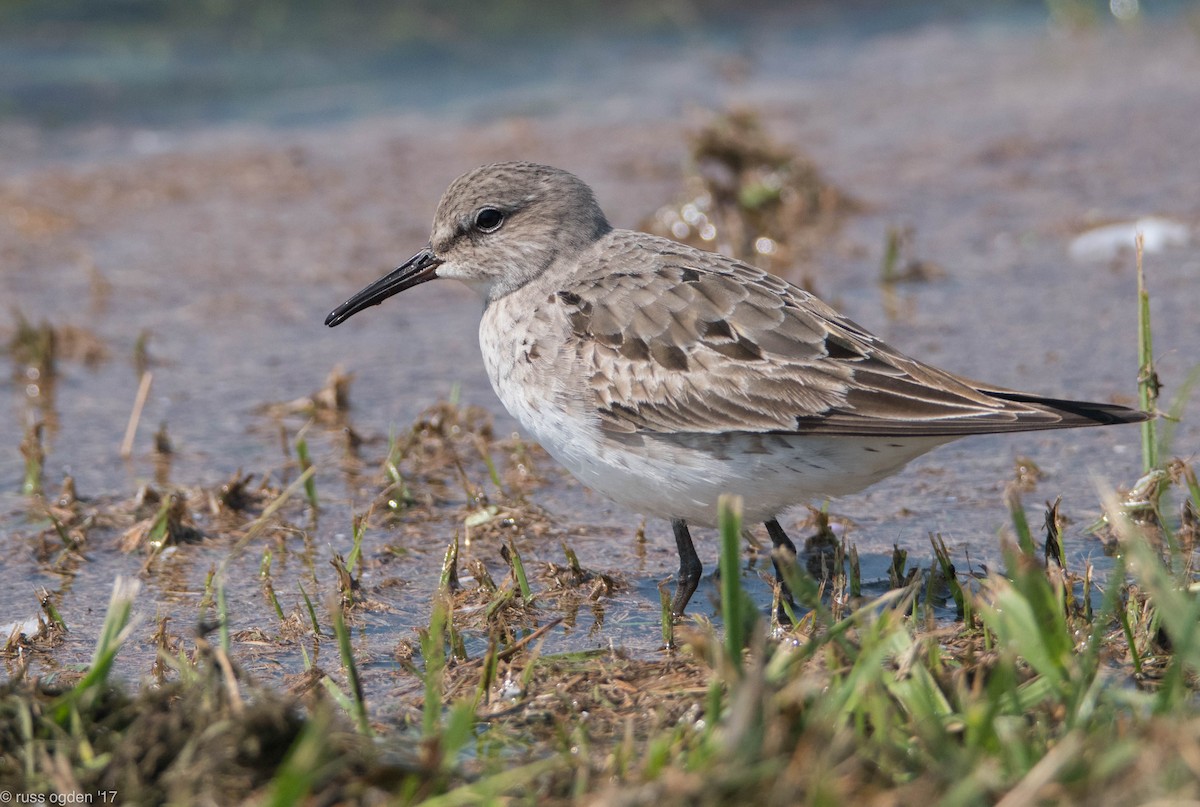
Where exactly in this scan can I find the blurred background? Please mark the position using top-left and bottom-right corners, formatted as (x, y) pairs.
(2, 0), (1197, 673)
(1, 0), (1190, 132)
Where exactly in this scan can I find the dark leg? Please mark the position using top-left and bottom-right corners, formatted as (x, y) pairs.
(671, 519), (703, 618)
(765, 518), (798, 617)
(765, 518), (797, 558)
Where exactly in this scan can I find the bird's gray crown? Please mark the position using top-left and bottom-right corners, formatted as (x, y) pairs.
(428, 162), (613, 302)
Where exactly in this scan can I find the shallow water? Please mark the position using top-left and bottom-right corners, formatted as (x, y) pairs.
(2, 7), (1197, 707)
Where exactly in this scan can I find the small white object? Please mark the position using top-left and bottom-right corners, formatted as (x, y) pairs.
(497, 673), (524, 701)
(1110, 0), (1139, 20)
(1, 617), (43, 637)
(1068, 217), (1190, 263)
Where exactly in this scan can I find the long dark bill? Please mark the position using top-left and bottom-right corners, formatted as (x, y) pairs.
(325, 248), (442, 327)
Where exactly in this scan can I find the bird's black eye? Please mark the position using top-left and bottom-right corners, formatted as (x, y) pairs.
(474, 207), (504, 233)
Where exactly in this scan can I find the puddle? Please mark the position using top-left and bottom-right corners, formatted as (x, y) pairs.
(2, 6), (1198, 712)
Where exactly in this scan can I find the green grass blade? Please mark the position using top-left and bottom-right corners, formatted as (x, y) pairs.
(717, 494), (749, 671)
(331, 600), (371, 736)
(260, 709), (330, 807)
(504, 538), (532, 603)
(295, 432), (318, 511)
(1135, 234), (1159, 472)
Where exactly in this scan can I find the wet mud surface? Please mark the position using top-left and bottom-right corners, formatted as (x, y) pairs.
(2, 14), (1198, 708)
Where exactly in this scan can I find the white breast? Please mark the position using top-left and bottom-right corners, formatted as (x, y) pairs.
(478, 298), (946, 527)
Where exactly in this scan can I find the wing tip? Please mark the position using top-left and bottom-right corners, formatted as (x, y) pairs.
(986, 391), (1152, 427)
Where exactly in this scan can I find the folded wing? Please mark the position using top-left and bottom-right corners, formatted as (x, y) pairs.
(554, 238), (1147, 437)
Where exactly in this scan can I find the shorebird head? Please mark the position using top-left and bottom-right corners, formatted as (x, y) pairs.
(325, 161), (611, 326)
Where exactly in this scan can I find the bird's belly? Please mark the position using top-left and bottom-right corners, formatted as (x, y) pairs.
(479, 306), (947, 528)
(491, 376), (945, 526)
(559, 431), (949, 527)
